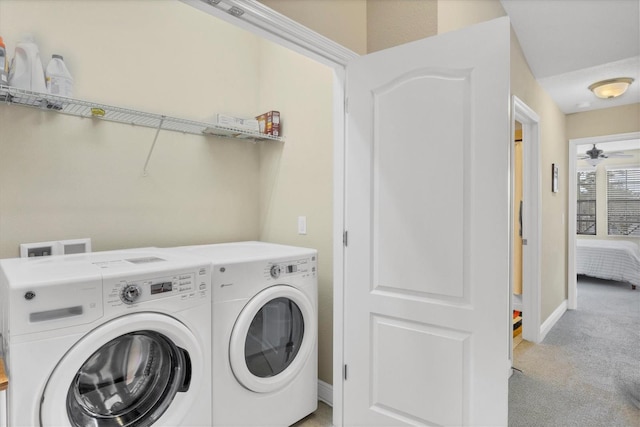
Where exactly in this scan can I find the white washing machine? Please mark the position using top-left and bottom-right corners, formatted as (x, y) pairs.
(177, 241), (318, 426)
(0, 249), (212, 427)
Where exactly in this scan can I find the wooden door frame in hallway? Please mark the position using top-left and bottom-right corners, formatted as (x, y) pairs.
(510, 96), (542, 353)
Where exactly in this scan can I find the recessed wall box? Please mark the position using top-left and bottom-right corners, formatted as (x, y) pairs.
(19, 238), (92, 258)
(20, 241), (56, 258)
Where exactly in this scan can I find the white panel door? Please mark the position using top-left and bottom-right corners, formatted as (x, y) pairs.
(344, 17), (511, 426)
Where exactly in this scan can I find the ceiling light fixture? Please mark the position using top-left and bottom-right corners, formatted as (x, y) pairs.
(588, 77), (634, 99)
(585, 157), (602, 167)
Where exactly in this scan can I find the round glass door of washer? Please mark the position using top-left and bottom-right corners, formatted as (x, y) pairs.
(229, 285), (316, 393)
(66, 331), (189, 427)
(40, 313), (202, 427)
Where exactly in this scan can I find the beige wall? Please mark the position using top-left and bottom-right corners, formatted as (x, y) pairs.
(567, 103), (640, 139)
(256, 40), (335, 384)
(577, 149), (640, 243)
(0, 0), (263, 258)
(1, 0), (337, 385)
(437, 0), (506, 34)
(367, 0), (437, 52)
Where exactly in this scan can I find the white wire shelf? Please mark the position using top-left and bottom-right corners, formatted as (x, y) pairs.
(0, 85), (283, 142)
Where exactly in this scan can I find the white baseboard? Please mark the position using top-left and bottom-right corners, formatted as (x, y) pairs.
(539, 299), (567, 342)
(318, 380), (333, 407)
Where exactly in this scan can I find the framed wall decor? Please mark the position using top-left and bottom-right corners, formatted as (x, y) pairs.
(552, 163), (559, 193)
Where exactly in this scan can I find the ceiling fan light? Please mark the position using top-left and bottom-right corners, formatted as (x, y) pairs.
(588, 77), (634, 99)
(586, 157), (602, 167)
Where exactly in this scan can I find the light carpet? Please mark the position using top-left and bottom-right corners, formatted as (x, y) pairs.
(509, 276), (640, 427)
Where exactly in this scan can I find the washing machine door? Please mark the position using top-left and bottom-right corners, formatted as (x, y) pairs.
(229, 285), (316, 393)
(40, 313), (204, 427)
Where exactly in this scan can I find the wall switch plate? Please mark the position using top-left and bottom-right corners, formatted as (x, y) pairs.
(20, 238), (92, 258)
(298, 216), (307, 235)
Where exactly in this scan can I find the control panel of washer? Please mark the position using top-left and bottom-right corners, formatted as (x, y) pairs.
(106, 272), (204, 306)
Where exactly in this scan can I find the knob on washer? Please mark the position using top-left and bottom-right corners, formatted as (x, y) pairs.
(121, 284), (141, 304)
(270, 265), (281, 279)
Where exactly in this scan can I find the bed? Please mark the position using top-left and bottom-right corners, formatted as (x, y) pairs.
(576, 239), (640, 289)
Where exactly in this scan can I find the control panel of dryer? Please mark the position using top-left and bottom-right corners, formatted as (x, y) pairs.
(266, 257), (315, 280)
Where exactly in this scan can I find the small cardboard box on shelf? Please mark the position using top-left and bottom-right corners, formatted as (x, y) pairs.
(256, 111), (280, 137)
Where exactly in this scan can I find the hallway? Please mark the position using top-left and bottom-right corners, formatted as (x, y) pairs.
(509, 277), (640, 426)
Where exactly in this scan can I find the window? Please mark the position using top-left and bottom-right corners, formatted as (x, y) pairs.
(607, 168), (640, 236)
(577, 170), (596, 235)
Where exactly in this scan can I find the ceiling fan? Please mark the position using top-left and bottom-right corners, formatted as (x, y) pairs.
(578, 144), (632, 166)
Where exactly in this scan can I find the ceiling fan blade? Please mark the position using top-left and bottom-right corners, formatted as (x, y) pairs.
(606, 153), (633, 158)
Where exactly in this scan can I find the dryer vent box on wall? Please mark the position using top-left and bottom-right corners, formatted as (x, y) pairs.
(20, 238), (92, 258)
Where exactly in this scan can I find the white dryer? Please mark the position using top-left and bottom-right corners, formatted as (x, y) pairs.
(177, 241), (318, 426)
(0, 249), (212, 427)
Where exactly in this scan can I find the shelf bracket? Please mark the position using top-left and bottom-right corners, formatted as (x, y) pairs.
(142, 115), (165, 177)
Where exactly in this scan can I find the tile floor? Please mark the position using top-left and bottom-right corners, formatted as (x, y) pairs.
(292, 401), (332, 427)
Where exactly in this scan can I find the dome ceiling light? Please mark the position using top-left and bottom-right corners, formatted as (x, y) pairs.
(588, 77), (634, 99)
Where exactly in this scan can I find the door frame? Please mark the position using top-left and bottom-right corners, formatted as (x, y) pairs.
(567, 131), (640, 309)
(179, 1), (355, 425)
(511, 96), (542, 345)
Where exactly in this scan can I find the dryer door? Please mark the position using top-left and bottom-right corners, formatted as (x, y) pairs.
(229, 285), (316, 393)
(41, 313), (204, 427)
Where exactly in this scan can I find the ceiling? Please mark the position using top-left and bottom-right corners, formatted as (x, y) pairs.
(500, 0), (640, 114)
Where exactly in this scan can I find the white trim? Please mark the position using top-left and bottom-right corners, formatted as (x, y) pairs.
(567, 132), (640, 310)
(510, 96), (542, 352)
(539, 299), (567, 341)
(332, 66), (346, 426)
(317, 380), (333, 407)
(180, 0), (357, 68)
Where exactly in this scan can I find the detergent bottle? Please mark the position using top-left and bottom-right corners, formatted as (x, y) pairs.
(8, 34), (47, 93)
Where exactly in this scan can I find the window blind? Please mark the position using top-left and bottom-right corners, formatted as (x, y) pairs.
(577, 170), (596, 235)
(607, 168), (640, 236)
